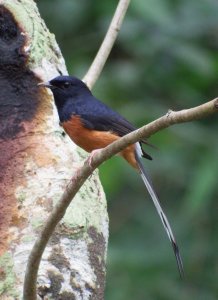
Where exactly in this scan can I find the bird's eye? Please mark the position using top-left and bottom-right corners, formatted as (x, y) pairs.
(63, 82), (70, 88)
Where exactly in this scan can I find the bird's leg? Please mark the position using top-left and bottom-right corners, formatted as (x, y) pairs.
(87, 149), (103, 167)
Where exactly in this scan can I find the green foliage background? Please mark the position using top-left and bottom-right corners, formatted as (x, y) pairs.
(38, 1), (218, 299)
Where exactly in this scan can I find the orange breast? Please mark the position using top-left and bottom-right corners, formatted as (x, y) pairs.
(62, 115), (138, 169)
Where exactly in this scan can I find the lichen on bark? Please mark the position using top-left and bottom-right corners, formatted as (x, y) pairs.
(0, 1), (108, 299)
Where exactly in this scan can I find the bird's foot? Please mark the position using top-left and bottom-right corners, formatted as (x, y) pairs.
(87, 149), (102, 167)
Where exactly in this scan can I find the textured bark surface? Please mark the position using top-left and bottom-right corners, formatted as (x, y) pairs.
(0, 1), (108, 299)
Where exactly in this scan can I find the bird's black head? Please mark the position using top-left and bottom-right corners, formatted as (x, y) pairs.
(38, 75), (92, 122)
(40, 75), (91, 106)
(50, 75), (90, 97)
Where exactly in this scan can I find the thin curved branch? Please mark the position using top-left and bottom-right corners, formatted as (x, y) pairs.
(82, 0), (131, 89)
(23, 98), (218, 299)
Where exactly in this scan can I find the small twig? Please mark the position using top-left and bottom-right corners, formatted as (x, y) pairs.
(82, 0), (131, 89)
(23, 98), (218, 299)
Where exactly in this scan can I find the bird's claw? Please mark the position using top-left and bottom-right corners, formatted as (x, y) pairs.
(87, 149), (102, 167)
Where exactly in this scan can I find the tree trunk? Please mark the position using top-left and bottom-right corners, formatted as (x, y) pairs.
(0, 1), (108, 299)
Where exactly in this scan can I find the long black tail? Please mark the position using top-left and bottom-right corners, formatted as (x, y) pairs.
(135, 145), (184, 277)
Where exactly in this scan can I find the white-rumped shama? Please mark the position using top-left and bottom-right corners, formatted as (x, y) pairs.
(39, 76), (184, 276)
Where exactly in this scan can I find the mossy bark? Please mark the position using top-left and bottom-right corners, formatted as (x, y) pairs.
(0, 1), (108, 299)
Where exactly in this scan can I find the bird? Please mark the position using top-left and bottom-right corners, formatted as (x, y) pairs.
(38, 75), (184, 276)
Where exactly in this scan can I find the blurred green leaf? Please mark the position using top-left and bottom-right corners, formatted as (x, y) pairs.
(184, 151), (217, 215)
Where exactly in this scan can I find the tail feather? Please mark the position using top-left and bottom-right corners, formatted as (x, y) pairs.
(135, 145), (184, 277)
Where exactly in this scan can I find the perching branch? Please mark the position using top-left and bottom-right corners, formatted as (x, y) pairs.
(23, 97), (218, 299)
(82, 0), (131, 89)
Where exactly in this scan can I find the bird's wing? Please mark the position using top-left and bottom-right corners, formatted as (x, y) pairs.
(79, 113), (135, 136)
(78, 113), (153, 160)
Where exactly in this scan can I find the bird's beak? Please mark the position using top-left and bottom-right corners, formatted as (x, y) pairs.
(37, 81), (53, 88)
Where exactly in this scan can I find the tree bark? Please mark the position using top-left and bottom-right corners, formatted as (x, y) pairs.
(0, 1), (108, 299)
